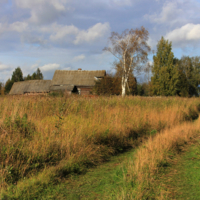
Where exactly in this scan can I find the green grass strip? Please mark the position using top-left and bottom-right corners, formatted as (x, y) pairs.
(171, 142), (200, 199)
(158, 141), (200, 200)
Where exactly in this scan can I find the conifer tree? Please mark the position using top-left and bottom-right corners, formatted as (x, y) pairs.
(36, 68), (43, 80)
(5, 67), (24, 93)
(151, 37), (180, 96)
(4, 78), (13, 94)
(179, 56), (199, 96)
(24, 68), (43, 81)
(11, 67), (24, 82)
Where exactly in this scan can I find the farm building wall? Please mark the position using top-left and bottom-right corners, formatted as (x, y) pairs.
(77, 87), (92, 95)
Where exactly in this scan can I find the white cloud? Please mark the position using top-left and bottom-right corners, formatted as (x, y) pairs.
(30, 64), (40, 70)
(99, 0), (132, 6)
(0, 22), (28, 36)
(110, 0), (132, 6)
(0, 70), (13, 83)
(49, 22), (110, 45)
(147, 37), (155, 48)
(10, 22), (29, 32)
(72, 54), (85, 62)
(40, 63), (60, 72)
(165, 23), (200, 47)
(15, 0), (71, 24)
(74, 22), (110, 45)
(0, 20), (110, 47)
(21, 34), (47, 46)
(0, 63), (10, 71)
(0, 23), (7, 35)
(145, 1), (183, 25)
(15, 0), (66, 10)
(145, 0), (200, 29)
(49, 24), (79, 41)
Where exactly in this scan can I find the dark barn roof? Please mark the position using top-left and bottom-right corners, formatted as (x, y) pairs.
(9, 80), (51, 95)
(51, 70), (106, 87)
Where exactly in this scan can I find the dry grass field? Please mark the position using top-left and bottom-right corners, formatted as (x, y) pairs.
(0, 95), (200, 199)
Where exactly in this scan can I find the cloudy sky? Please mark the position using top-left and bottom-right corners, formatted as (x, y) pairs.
(0, 0), (200, 82)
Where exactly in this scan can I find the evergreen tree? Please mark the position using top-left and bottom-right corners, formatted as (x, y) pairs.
(4, 78), (13, 94)
(151, 37), (180, 96)
(24, 68), (43, 81)
(11, 67), (24, 82)
(137, 83), (150, 96)
(24, 74), (32, 80)
(4, 67), (24, 93)
(178, 56), (199, 96)
(31, 72), (37, 80)
(0, 82), (4, 95)
(191, 56), (200, 85)
(36, 68), (43, 80)
(177, 68), (189, 97)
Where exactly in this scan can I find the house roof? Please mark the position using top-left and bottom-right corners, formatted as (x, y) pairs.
(9, 80), (52, 95)
(51, 70), (106, 87)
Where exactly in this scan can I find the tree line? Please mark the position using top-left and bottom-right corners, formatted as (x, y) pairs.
(95, 32), (200, 97)
(0, 67), (43, 94)
(1, 26), (200, 97)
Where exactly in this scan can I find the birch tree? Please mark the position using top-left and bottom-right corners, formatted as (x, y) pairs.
(104, 27), (151, 97)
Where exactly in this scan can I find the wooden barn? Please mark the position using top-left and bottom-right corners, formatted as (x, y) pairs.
(50, 69), (106, 95)
(9, 80), (51, 95)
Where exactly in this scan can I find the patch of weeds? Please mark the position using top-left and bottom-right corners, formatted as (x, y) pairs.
(53, 102), (66, 134)
(3, 113), (36, 139)
(2, 148), (30, 184)
(1, 181), (53, 200)
(181, 111), (190, 121)
(48, 91), (64, 97)
(45, 141), (64, 163)
(158, 120), (166, 131)
(149, 129), (157, 136)
(180, 105), (199, 122)
(56, 162), (87, 178)
(4, 165), (21, 185)
(188, 106), (199, 120)
(157, 159), (171, 168)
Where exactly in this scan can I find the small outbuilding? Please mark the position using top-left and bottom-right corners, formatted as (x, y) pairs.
(9, 80), (51, 95)
(50, 69), (106, 95)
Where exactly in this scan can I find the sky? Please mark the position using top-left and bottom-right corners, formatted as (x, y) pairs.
(0, 0), (200, 83)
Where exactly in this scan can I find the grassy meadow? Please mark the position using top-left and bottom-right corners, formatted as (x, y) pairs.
(0, 95), (200, 199)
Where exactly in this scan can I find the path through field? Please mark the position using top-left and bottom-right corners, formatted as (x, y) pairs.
(160, 140), (200, 200)
(32, 148), (135, 200)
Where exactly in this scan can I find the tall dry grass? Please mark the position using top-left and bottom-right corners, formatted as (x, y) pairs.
(0, 95), (200, 198)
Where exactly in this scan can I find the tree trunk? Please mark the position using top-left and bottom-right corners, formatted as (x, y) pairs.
(122, 76), (126, 97)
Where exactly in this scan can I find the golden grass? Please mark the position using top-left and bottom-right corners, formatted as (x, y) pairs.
(0, 95), (200, 198)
